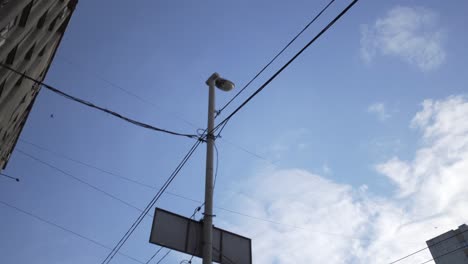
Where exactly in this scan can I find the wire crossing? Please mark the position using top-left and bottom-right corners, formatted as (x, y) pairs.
(100, 139), (203, 264)
(0, 62), (198, 139)
(79, 2), (360, 262)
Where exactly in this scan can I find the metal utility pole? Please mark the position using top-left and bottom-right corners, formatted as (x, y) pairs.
(202, 73), (235, 264)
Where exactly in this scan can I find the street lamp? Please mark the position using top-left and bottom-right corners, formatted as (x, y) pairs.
(203, 73), (235, 264)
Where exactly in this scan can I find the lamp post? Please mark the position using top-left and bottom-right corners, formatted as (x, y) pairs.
(203, 73), (235, 264)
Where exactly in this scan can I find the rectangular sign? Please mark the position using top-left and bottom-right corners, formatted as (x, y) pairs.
(149, 208), (252, 264)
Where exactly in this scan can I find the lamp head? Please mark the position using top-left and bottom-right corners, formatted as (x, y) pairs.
(215, 78), (235, 92)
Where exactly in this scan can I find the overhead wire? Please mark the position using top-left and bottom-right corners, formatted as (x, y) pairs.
(145, 247), (163, 264)
(18, 138), (368, 241)
(17, 139), (275, 230)
(100, 139), (203, 264)
(155, 250), (171, 264)
(216, 0), (337, 116)
(0, 199), (146, 264)
(388, 228), (468, 264)
(213, 0), (359, 134)
(14, 140), (206, 264)
(19, 139), (156, 189)
(418, 243), (468, 264)
(0, 172), (20, 182)
(57, 55), (200, 129)
(16, 148), (150, 215)
(11, 2), (358, 262)
(0, 62), (198, 140)
(220, 137), (275, 164)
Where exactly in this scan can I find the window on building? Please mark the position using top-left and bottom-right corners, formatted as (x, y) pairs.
(0, 80), (5, 98)
(59, 6), (68, 19)
(14, 72), (25, 87)
(19, 1), (33, 27)
(24, 43), (35, 60)
(37, 11), (47, 29)
(0, 17), (17, 48)
(48, 16), (58, 31)
(39, 69), (46, 79)
(6, 45), (17, 64)
(0, 0), (11, 8)
(38, 45), (46, 57)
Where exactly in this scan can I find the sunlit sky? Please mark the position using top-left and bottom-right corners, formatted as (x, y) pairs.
(2, 0), (468, 263)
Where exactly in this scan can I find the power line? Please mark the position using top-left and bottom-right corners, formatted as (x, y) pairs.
(57, 56), (200, 129)
(0, 62), (198, 140)
(0, 172), (20, 182)
(19, 139), (156, 189)
(16, 148), (150, 215)
(216, 0), (337, 116)
(19, 138), (270, 208)
(101, 139), (203, 264)
(155, 250), (171, 264)
(388, 248), (428, 264)
(0, 199), (146, 264)
(213, 0), (359, 134)
(146, 247), (163, 264)
(19, 138), (365, 241)
(220, 137), (275, 164)
(418, 243), (468, 264)
(13, 143), (201, 264)
(388, 228), (468, 264)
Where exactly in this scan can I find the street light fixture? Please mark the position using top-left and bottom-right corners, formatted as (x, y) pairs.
(203, 72), (235, 264)
(215, 77), (235, 92)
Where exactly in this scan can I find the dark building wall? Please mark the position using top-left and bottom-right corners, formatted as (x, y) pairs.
(0, 0), (78, 170)
(426, 224), (468, 264)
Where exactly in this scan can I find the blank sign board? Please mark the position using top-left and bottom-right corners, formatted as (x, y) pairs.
(149, 208), (252, 264)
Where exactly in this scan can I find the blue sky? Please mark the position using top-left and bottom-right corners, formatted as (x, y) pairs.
(2, 0), (468, 263)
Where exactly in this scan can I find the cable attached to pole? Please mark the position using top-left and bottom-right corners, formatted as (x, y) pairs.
(0, 63), (199, 140)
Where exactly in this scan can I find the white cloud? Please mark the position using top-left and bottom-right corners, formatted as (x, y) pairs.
(224, 95), (468, 263)
(368, 102), (391, 121)
(361, 6), (446, 71)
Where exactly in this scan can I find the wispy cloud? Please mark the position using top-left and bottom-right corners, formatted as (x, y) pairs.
(361, 6), (446, 71)
(225, 95), (468, 263)
(368, 102), (391, 121)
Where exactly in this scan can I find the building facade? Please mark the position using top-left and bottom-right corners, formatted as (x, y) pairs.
(0, 0), (77, 170)
(427, 224), (468, 264)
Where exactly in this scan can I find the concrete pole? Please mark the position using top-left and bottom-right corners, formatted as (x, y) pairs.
(202, 73), (219, 264)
